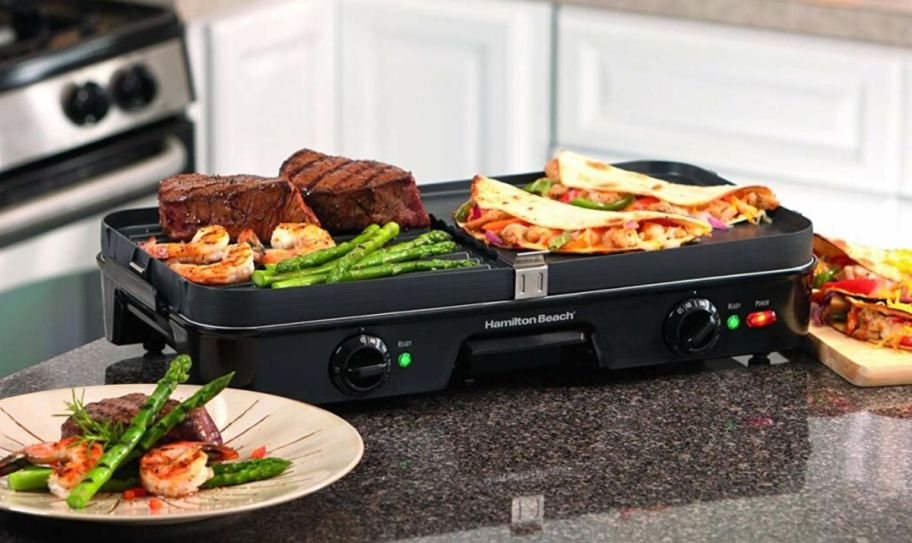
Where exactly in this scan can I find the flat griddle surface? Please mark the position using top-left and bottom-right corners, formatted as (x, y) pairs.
(101, 160), (812, 328)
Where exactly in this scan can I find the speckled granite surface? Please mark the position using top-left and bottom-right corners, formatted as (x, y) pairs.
(3, 340), (912, 541)
(145, 0), (912, 48)
(561, 0), (912, 48)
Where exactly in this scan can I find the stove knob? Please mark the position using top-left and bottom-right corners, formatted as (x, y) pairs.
(330, 334), (391, 395)
(111, 64), (158, 112)
(664, 298), (721, 356)
(62, 82), (110, 126)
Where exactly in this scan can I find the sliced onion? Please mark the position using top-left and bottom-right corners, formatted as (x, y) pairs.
(624, 220), (639, 229)
(811, 303), (824, 326)
(485, 231), (504, 245)
(707, 216), (729, 231)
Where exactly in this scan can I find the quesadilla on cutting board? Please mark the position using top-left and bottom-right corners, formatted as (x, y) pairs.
(812, 234), (912, 351)
(812, 235), (912, 300)
(529, 151), (779, 227)
(455, 175), (712, 254)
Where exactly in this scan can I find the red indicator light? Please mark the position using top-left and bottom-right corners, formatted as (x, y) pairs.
(746, 310), (777, 328)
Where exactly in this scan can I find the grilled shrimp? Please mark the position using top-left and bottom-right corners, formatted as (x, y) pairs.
(0, 438), (104, 498)
(140, 225), (230, 264)
(169, 243), (254, 285)
(140, 441), (238, 498)
(239, 224), (335, 265)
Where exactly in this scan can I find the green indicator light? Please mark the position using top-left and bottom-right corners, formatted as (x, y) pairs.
(726, 315), (741, 330)
(398, 352), (413, 368)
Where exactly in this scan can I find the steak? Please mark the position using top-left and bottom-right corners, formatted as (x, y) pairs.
(158, 174), (319, 241)
(279, 149), (431, 231)
(60, 393), (222, 445)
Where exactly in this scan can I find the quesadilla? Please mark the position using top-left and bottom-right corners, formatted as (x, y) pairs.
(816, 293), (912, 351)
(813, 235), (912, 301)
(455, 175), (712, 254)
(530, 151), (779, 227)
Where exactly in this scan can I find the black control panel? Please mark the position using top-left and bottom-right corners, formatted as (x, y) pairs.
(330, 334), (391, 395)
(664, 298), (721, 356)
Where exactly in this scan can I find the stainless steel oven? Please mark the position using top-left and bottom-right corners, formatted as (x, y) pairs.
(0, 0), (194, 376)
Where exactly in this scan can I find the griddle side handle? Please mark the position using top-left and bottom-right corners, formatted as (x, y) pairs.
(100, 255), (158, 312)
(464, 330), (588, 357)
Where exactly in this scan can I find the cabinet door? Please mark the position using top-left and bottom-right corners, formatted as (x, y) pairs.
(340, 0), (551, 183)
(557, 7), (904, 195)
(207, 0), (336, 176)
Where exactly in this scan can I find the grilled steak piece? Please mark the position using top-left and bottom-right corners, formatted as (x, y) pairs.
(60, 393), (222, 445)
(158, 174), (319, 241)
(279, 149), (431, 231)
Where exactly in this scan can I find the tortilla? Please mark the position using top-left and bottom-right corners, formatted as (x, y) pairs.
(820, 294), (912, 351)
(545, 151), (779, 225)
(814, 234), (912, 284)
(457, 176), (712, 254)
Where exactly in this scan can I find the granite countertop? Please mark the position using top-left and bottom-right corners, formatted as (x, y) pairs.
(2, 340), (912, 541)
(565, 0), (912, 48)
(148, 0), (912, 49)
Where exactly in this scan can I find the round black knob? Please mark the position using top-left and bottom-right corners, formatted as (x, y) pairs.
(664, 298), (721, 356)
(111, 64), (158, 112)
(62, 82), (110, 126)
(330, 334), (391, 395)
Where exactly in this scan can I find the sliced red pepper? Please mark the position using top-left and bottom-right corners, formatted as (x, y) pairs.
(148, 497), (164, 512)
(250, 446), (267, 459)
(901, 336), (912, 348)
(824, 278), (878, 296)
(123, 487), (147, 501)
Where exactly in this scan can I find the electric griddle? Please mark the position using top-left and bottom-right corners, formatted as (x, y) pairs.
(98, 161), (814, 404)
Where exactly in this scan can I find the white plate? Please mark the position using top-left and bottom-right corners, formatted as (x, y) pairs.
(0, 384), (363, 524)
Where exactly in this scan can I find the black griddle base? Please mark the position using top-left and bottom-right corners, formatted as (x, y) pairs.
(100, 161), (814, 404)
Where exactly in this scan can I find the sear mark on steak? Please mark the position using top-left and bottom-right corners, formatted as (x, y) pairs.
(279, 149), (431, 232)
(60, 393), (222, 445)
(158, 174), (319, 242)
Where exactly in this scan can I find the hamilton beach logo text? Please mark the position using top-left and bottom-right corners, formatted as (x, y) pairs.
(484, 311), (576, 330)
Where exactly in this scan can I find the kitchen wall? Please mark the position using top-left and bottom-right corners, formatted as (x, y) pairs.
(152, 0), (910, 245)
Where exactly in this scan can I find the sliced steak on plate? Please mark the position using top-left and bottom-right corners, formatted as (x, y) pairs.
(158, 173), (319, 241)
(279, 149), (431, 231)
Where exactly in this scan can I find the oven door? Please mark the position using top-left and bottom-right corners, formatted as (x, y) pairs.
(0, 117), (193, 377)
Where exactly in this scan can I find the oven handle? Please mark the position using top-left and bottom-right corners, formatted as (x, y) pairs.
(0, 136), (187, 248)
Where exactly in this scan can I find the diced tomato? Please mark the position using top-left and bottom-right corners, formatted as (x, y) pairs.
(627, 196), (660, 211)
(560, 189), (581, 203)
(481, 219), (521, 233)
(250, 446), (267, 459)
(123, 487), (147, 501)
(148, 498), (164, 512)
(824, 278), (878, 296)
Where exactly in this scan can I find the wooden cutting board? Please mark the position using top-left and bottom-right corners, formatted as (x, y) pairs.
(806, 323), (912, 386)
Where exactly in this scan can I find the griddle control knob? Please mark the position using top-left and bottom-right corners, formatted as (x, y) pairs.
(330, 334), (391, 395)
(664, 298), (721, 356)
(62, 82), (110, 126)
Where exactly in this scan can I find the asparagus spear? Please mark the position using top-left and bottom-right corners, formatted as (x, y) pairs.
(210, 457), (290, 475)
(351, 241), (457, 269)
(325, 222), (400, 284)
(65, 355), (191, 509)
(202, 458), (292, 489)
(274, 224), (380, 273)
(273, 259), (478, 289)
(119, 371), (235, 465)
(7, 467), (139, 493)
(366, 230), (451, 257)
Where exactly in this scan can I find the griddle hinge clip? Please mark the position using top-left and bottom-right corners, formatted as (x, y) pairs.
(513, 251), (548, 300)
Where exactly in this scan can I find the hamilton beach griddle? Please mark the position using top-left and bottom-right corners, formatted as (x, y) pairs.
(98, 161), (814, 404)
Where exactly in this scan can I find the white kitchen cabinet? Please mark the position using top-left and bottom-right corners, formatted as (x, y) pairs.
(557, 7), (905, 195)
(340, 0), (551, 183)
(904, 64), (912, 199)
(205, 0), (336, 176)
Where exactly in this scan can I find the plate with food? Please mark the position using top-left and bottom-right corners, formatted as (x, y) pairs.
(0, 356), (363, 523)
